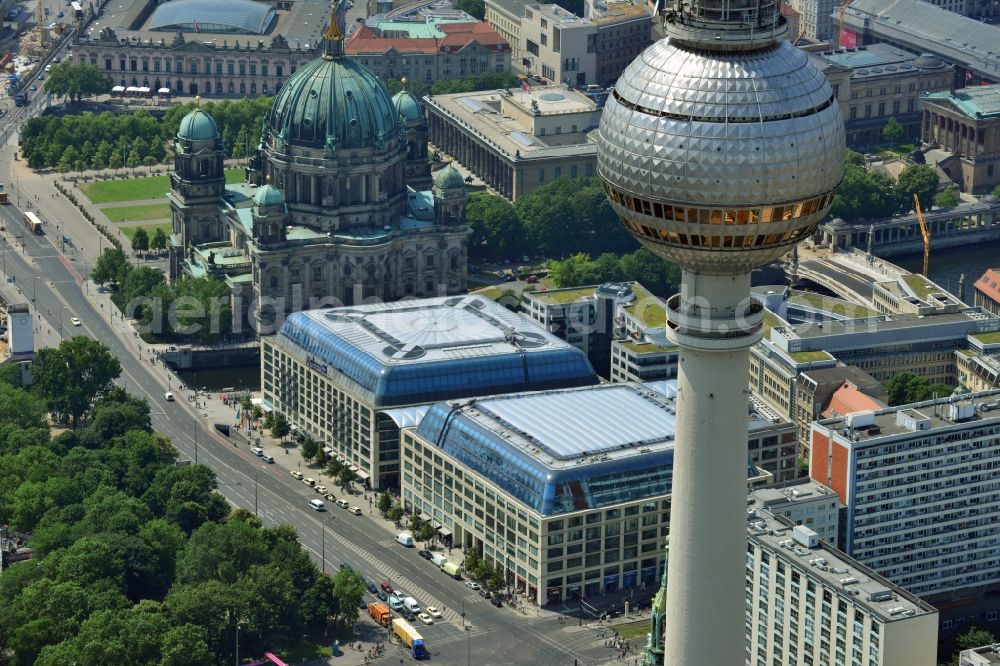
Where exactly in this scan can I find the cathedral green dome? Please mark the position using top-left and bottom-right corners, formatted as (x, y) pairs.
(392, 90), (423, 123)
(178, 107), (219, 141)
(253, 183), (285, 207)
(433, 164), (465, 189)
(267, 52), (399, 150)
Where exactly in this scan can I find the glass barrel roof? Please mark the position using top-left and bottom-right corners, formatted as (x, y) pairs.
(149, 0), (276, 34)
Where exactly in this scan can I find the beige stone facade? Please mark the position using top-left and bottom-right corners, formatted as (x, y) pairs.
(922, 85), (1000, 194)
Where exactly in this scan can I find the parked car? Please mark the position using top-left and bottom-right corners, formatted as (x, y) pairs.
(426, 606), (442, 618)
(401, 609), (416, 621)
(291, 471), (304, 480)
(303, 477), (316, 487)
(479, 589), (492, 599)
(262, 454), (274, 464)
(336, 499), (350, 509)
(70, 317), (81, 326)
(315, 485), (327, 494)
(339, 562), (353, 571)
(465, 581), (481, 591)
(492, 596), (503, 608)
(380, 580), (394, 594)
(349, 506), (362, 515)
(417, 550), (433, 560)
(250, 447), (263, 456)
(163, 392), (175, 401)
(324, 493), (337, 502)
(418, 612), (434, 625)
(377, 590), (388, 602)
(366, 579), (378, 594)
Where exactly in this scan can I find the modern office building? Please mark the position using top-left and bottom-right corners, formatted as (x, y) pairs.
(922, 85), (1000, 194)
(960, 646), (1000, 665)
(807, 45), (952, 149)
(345, 17), (510, 84)
(423, 85), (601, 201)
(747, 396), (801, 484)
(609, 337), (679, 384)
(398, 381), (771, 604)
(595, 0), (845, 657)
(872, 273), (967, 316)
(167, 15), (471, 329)
(810, 390), (1000, 603)
(768, 308), (1000, 384)
(261, 296), (598, 490)
(485, 0), (651, 86)
(973, 268), (1000, 316)
(747, 507), (938, 666)
(749, 479), (840, 545)
(519, 1), (651, 87)
(70, 0), (333, 98)
(521, 281), (652, 377)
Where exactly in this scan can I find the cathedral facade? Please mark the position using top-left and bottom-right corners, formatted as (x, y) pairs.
(168, 19), (469, 334)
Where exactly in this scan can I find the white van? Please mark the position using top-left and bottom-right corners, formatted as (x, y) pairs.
(430, 552), (447, 567)
(335, 499), (350, 509)
(309, 499), (325, 511)
(396, 533), (414, 547)
(403, 597), (421, 613)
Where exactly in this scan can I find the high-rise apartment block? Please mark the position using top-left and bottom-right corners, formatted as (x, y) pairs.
(749, 479), (841, 546)
(747, 508), (938, 666)
(811, 391), (1000, 603)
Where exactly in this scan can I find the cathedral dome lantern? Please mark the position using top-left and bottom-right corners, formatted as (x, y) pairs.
(432, 164), (467, 226)
(177, 105), (220, 143)
(394, 80), (431, 190)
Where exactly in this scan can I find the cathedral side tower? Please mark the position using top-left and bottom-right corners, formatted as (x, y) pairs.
(432, 164), (468, 226)
(393, 84), (432, 191)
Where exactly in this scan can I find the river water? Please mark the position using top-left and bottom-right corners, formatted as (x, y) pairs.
(892, 241), (1000, 305)
(175, 365), (261, 392)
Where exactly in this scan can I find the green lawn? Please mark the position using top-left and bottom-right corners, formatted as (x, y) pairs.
(614, 620), (652, 640)
(902, 274), (938, 300)
(121, 223), (170, 242)
(790, 350), (833, 363)
(100, 203), (171, 222)
(80, 168), (243, 203)
(973, 331), (1000, 344)
(80, 175), (171, 203)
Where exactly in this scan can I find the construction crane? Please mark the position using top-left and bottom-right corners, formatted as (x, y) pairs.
(837, 0), (852, 48)
(913, 192), (931, 277)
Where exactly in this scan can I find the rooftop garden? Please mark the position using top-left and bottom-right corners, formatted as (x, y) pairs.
(902, 274), (938, 301)
(972, 330), (1000, 344)
(789, 291), (878, 318)
(789, 350), (834, 363)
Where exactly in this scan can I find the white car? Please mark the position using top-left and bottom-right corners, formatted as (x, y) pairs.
(262, 454), (274, 464)
(348, 506), (362, 515)
(465, 581), (481, 591)
(70, 317), (81, 326)
(315, 485), (327, 494)
(417, 612), (434, 625)
(163, 392), (175, 401)
(426, 606), (442, 618)
(250, 447), (263, 457)
(291, 470), (304, 480)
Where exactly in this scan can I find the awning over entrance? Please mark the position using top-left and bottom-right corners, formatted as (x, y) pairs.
(381, 405), (431, 429)
(431, 520), (442, 529)
(355, 470), (370, 480)
(349, 465), (359, 472)
(437, 526), (452, 537)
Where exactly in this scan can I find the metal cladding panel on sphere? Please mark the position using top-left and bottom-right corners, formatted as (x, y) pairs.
(596, 38), (845, 274)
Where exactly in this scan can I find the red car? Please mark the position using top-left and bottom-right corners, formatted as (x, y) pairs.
(380, 580), (394, 594)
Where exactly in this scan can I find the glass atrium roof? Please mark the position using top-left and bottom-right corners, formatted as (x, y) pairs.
(415, 383), (679, 516)
(149, 0), (276, 34)
(275, 296), (597, 407)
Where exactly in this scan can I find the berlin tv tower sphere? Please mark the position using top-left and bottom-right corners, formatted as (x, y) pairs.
(596, 3), (845, 275)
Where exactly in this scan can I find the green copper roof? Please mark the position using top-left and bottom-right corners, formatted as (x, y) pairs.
(392, 90), (423, 122)
(253, 183), (286, 206)
(178, 108), (219, 141)
(433, 164), (465, 189)
(925, 84), (1000, 120)
(267, 53), (399, 149)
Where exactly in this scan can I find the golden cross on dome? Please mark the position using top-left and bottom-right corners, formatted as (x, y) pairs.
(323, 0), (346, 56)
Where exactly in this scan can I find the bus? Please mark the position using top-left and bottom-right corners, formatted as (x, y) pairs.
(24, 211), (43, 234)
(0, 188), (8, 204)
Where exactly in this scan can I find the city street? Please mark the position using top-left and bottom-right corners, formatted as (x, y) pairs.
(0, 131), (638, 666)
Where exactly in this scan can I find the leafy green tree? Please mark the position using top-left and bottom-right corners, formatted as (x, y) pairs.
(338, 466), (355, 488)
(108, 150), (123, 170)
(894, 163), (940, 214)
(131, 228), (149, 255)
(271, 411), (290, 441)
(91, 246), (131, 286)
(326, 457), (344, 478)
(934, 187), (961, 208)
(331, 567), (366, 629)
(454, 0), (485, 18)
(409, 513), (424, 535)
(489, 565), (505, 592)
(882, 117), (904, 147)
(992, 184), (1000, 197)
(418, 522), (436, 545)
(830, 163), (899, 221)
(467, 192), (524, 260)
(43, 63), (111, 102)
(884, 372), (953, 405)
(0, 383), (48, 429)
(31, 337), (122, 428)
(300, 436), (319, 462)
(377, 491), (392, 516)
(388, 502), (404, 524)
